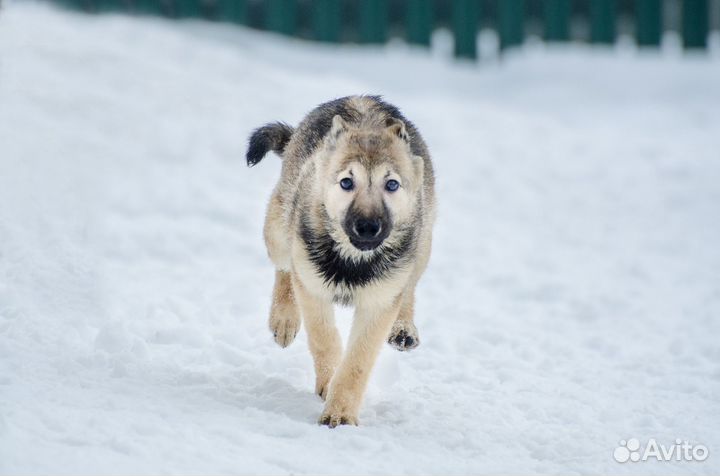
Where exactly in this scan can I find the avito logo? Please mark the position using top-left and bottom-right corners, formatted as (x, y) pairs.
(614, 438), (709, 463)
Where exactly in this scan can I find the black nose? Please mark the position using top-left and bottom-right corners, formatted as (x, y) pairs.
(353, 218), (382, 239)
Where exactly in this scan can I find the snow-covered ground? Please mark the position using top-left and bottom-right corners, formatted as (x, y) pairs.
(1, 2), (719, 474)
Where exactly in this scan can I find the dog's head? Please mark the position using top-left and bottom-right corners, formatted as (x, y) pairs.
(317, 115), (424, 254)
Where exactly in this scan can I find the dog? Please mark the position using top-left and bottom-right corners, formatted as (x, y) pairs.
(246, 95), (436, 427)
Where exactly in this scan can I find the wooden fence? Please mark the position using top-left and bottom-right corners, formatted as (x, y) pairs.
(52, 0), (714, 59)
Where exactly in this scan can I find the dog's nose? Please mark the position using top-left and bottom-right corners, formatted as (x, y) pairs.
(353, 218), (382, 239)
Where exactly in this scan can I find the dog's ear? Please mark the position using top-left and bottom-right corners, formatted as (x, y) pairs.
(330, 114), (348, 140)
(386, 117), (409, 143)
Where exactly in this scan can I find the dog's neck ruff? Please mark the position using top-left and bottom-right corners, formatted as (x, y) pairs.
(299, 215), (414, 291)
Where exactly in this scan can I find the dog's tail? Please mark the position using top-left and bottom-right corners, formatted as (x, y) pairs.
(246, 122), (294, 167)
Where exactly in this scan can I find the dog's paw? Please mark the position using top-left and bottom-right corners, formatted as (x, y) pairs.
(318, 411), (358, 428)
(269, 312), (300, 348)
(388, 321), (420, 351)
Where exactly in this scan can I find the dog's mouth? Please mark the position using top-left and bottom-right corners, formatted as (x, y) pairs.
(348, 235), (386, 251)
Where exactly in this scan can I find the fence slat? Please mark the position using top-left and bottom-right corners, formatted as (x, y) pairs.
(360, 0), (388, 44)
(682, 0), (708, 49)
(93, 0), (118, 13)
(175, 0), (201, 18)
(134, 0), (162, 14)
(453, 0), (479, 59)
(406, 0), (433, 46)
(498, 0), (525, 50)
(79, 0), (96, 12)
(589, 0), (615, 44)
(313, 0), (341, 42)
(216, 0), (247, 24)
(636, 0), (661, 46)
(544, 0), (569, 41)
(266, 0), (296, 35)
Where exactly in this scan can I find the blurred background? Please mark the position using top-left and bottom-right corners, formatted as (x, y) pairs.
(1, 1), (719, 475)
(44, 0), (720, 57)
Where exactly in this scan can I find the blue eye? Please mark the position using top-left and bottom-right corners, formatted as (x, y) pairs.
(340, 178), (354, 190)
(385, 179), (400, 192)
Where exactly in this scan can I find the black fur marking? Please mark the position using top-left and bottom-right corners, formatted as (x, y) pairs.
(249, 96), (429, 173)
(246, 122), (294, 167)
(299, 212), (415, 290)
(296, 98), (361, 160)
(365, 95), (425, 158)
(292, 95), (425, 160)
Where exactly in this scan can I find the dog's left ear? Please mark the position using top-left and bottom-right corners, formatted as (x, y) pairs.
(386, 117), (409, 143)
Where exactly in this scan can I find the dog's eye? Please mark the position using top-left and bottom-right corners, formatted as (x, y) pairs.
(385, 179), (400, 192)
(339, 178), (354, 191)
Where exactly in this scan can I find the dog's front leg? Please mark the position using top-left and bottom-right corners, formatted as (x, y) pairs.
(291, 274), (342, 400)
(319, 297), (401, 427)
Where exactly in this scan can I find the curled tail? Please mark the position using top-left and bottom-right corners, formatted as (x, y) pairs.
(246, 122), (294, 166)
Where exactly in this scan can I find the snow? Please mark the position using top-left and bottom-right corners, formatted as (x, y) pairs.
(1, 2), (720, 474)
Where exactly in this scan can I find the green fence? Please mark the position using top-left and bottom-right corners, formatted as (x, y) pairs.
(54, 0), (713, 60)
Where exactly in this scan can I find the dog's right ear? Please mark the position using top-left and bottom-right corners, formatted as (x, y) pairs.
(329, 115), (348, 140)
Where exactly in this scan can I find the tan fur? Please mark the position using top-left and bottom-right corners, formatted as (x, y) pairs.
(257, 96), (436, 427)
